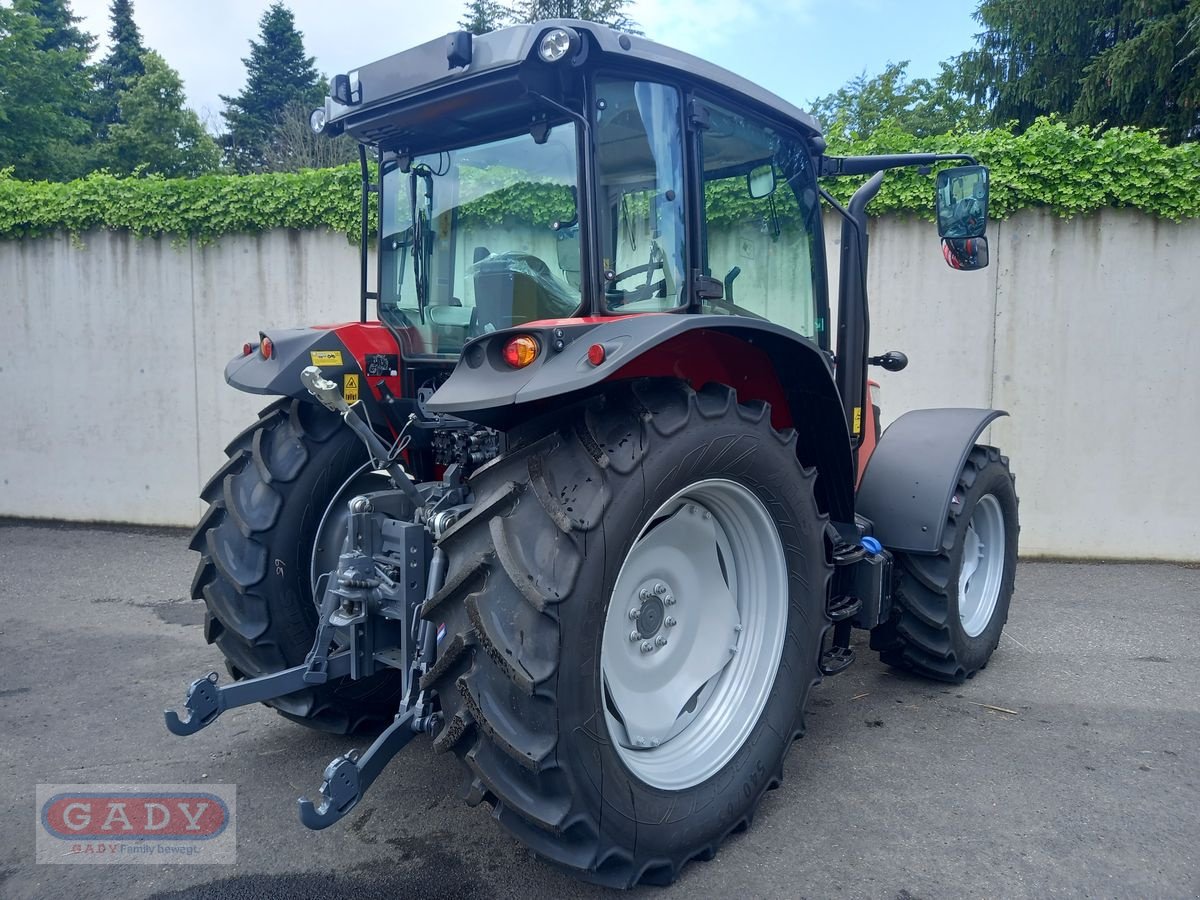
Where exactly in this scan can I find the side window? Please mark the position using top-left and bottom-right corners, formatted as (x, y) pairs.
(593, 78), (687, 311)
(700, 102), (825, 340)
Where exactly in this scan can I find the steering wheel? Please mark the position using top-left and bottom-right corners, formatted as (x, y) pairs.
(608, 241), (677, 307)
(607, 260), (667, 306)
(950, 197), (983, 237)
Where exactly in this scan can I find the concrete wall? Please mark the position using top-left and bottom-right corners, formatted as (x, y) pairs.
(2, 209), (1197, 559)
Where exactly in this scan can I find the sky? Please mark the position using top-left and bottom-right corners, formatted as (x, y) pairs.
(66, 0), (982, 129)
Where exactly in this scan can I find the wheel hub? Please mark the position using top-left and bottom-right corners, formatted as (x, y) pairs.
(634, 591), (667, 640)
(600, 479), (788, 791)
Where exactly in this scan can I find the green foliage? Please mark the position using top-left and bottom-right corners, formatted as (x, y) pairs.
(819, 117), (1200, 221)
(18, 0), (93, 53)
(956, 0), (1200, 144)
(221, 3), (323, 173)
(93, 0), (147, 134)
(811, 61), (986, 141)
(506, 0), (640, 33)
(2, 119), (1198, 243)
(0, 3), (95, 181)
(0, 165), (369, 242)
(100, 51), (220, 178)
(460, 0), (509, 34)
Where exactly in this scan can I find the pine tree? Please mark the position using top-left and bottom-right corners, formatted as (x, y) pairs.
(17, 0), (93, 53)
(102, 50), (220, 177)
(220, 3), (323, 173)
(1, 1), (95, 180)
(460, 0), (509, 34)
(955, 0), (1199, 143)
(506, 0), (640, 33)
(94, 0), (146, 134)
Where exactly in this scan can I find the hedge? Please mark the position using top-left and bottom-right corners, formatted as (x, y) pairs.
(1, 117), (1197, 242)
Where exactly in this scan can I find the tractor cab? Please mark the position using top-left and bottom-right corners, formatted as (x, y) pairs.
(316, 21), (830, 362)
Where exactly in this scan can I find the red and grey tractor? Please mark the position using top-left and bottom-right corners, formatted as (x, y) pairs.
(165, 19), (1018, 887)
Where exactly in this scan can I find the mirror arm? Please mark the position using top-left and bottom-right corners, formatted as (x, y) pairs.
(820, 153), (977, 178)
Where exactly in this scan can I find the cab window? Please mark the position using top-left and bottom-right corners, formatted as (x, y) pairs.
(593, 78), (687, 312)
(699, 101), (825, 342)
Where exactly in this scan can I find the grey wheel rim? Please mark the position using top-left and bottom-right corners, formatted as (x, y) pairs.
(600, 478), (788, 791)
(958, 493), (1006, 638)
(309, 462), (390, 597)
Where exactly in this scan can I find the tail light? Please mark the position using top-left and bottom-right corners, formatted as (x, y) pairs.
(259, 335), (273, 359)
(502, 335), (539, 369)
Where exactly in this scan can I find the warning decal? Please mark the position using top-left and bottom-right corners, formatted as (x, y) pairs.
(344, 373), (360, 404)
(309, 350), (344, 366)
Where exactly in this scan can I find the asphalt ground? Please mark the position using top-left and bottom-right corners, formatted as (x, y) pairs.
(0, 520), (1197, 900)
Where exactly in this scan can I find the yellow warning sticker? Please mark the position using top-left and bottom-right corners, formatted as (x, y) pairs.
(852, 406), (862, 435)
(343, 373), (360, 404)
(310, 350), (344, 366)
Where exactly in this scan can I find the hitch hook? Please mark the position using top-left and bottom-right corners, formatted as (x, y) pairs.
(163, 671), (221, 736)
(297, 707), (439, 829)
(164, 653), (352, 737)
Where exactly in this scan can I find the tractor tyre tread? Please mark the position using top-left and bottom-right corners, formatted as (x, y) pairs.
(875, 445), (1019, 683)
(422, 380), (830, 887)
(190, 397), (403, 734)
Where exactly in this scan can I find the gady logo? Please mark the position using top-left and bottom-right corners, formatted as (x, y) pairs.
(41, 792), (228, 839)
(36, 784), (236, 864)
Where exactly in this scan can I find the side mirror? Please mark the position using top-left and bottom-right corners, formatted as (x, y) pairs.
(747, 164), (776, 199)
(935, 164), (989, 238)
(941, 236), (989, 271)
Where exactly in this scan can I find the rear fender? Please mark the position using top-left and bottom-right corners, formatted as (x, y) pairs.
(223, 322), (403, 407)
(855, 408), (1007, 554)
(426, 315), (855, 521)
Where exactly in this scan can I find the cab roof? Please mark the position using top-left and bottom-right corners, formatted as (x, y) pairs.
(325, 19), (824, 149)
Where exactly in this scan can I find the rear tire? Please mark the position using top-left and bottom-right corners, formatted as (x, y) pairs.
(422, 380), (831, 886)
(872, 445), (1019, 682)
(189, 398), (404, 733)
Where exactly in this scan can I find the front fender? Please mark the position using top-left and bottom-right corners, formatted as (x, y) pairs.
(855, 407), (1007, 554)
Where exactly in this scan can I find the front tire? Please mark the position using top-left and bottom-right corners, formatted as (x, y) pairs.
(422, 381), (831, 886)
(190, 398), (404, 733)
(873, 445), (1019, 682)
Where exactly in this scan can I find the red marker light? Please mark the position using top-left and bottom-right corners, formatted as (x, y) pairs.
(587, 343), (606, 366)
(260, 336), (273, 359)
(242, 342), (254, 357)
(502, 335), (539, 369)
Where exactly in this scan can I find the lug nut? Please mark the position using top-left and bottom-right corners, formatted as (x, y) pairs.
(664, 594), (675, 605)
(655, 635), (668, 647)
(654, 583), (667, 596)
(665, 616), (676, 627)
(640, 588), (653, 601)
(734, 623), (742, 633)
(629, 630), (641, 642)
(640, 641), (654, 653)
(629, 608), (640, 620)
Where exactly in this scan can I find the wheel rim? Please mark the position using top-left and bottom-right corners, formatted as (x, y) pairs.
(957, 493), (1006, 637)
(600, 478), (788, 791)
(309, 462), (391, 598)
